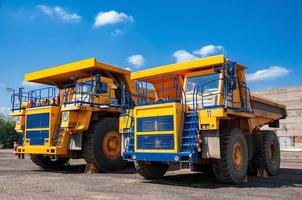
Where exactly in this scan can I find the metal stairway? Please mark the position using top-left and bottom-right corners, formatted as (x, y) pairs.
(180, 86), (200, 161)
(180, 111), (199, 160)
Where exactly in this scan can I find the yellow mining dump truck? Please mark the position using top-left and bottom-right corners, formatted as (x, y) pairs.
(119, 55), (287, 184)
(10, 58), (135, 171)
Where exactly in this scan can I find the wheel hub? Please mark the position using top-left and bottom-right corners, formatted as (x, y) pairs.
(232, 141), (243, 170)
(102, 131), (121, 160)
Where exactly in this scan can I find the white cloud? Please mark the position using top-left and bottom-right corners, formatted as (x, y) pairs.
(37, 5), (53, 16)
(94, 10), (134, 28)
(127, 54), (145, 68)
(111, 29), (124, 36)
(246, 66), (290, 82)
(193, 45), (224, 57)
(37, 5), (81, 22)
(173, 44), (225, 63)
(173, 50), (198, 63)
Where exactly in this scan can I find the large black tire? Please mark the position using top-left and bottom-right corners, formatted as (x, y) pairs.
(30, 154), (69, 169)
(213, 128), (248, 184)
(254, 130), (280, 176)
(135, 161), (169, 179)
(82, 117), (126, 172)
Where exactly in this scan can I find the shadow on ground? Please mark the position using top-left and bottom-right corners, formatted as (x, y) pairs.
(143, 168), (302, 189)
(32, 161), (137, 174)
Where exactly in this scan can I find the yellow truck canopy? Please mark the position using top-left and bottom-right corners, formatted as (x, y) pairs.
(131, 55), (246, 80)
(24, 58), (131, 88)
(131, 55), (224, 80)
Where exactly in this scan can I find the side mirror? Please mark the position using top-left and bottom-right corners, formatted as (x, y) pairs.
(226, 62), (237, 91)
(230, 79), (237, 90)
(95, 74), (101, 83)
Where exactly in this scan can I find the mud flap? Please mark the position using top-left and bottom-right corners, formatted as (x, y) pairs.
(202, 131), (221, 159)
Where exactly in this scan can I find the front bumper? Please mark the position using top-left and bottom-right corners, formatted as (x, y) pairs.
(123, 151), (198, 163)
(16, 146), (67, 155)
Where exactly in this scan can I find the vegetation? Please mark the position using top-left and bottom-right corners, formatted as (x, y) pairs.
(0, 114), (18, 149)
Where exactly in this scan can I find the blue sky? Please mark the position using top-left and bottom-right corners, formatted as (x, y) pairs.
(0, 0), (302, 114)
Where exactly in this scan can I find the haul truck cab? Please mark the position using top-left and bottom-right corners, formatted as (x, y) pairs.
(120, 55), (287, 184)
(10, 58), (136, 171)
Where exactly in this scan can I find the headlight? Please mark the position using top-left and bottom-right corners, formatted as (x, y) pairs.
(15, 116), (21, 125)
(62, 112), (69, 121)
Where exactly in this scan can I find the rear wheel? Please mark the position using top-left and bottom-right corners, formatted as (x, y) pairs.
(82, 117), (126, 172)
(30, 155), (69, 169)
(135, 161), (168, 179)
(254, 130), (280, 176)
(213, 128), (248, 184)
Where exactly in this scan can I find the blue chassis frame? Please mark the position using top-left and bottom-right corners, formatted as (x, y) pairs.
(123, 152), (199, 163)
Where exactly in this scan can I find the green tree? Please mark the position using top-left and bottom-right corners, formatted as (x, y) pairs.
(0, 114), (18, 149)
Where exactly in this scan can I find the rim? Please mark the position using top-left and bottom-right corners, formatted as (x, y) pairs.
(232, 141), (244, 170)
(102, 131), (121, 160)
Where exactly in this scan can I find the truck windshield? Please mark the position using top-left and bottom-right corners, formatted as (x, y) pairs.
(76, 81), (93, 94)
(185, 73), (220, 107)
(185, 73), (219, 93)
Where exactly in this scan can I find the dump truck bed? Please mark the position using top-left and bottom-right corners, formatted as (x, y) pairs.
(251, 94), (286, 117)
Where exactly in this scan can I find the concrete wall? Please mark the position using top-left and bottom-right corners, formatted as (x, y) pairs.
(253, 86), (302, 148)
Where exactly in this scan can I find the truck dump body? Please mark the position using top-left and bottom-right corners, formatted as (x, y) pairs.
(251, 95), (286, 118)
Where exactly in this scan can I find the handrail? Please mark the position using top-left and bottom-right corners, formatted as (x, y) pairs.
(63, 78), (115, 107)
(10, 87), (58, 111)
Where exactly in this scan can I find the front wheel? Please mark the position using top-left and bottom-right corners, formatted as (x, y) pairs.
(82, 117), (126, 172)
(135, 161), (169, 179)
(213, 128), (248, 184)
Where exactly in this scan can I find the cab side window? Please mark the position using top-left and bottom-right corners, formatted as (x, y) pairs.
(97, 82), (108, 94)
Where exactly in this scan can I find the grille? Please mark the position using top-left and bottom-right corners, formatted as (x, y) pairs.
(26, 113), (50, 129)
(26, 130), (49, 145)
(137, 116), (173, 132)
(137, 134), (174, 150)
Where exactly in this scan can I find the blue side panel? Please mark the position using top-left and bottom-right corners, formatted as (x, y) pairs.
(123, 152), (194, 162)
(26, 130), (49, 145)
(124, 152), (177, 162)
(137, 115), (174, 132)
(26, 113), (49, 129)
(137, 134), (174, 150)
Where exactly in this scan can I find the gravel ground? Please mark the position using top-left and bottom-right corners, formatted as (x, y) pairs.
(0, 149), (301, 200)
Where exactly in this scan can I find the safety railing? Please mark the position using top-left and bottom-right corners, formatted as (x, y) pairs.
(135, 75), (183, 106)
(185, 86), (200, 112)
(132, 62), (254, 113)
(10, 89), (30, 111)
(237, 82), (254, 113)
(62, 79), (119, 108)
(10, 87), (59, 111)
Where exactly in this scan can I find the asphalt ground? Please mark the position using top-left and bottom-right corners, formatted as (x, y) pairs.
(0, 149), (301, 200)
